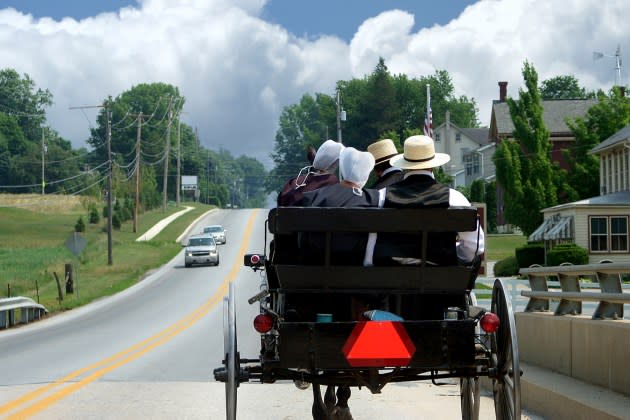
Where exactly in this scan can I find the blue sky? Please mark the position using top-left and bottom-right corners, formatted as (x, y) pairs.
(0, 0), (625, 165)
(5, 0), (478, 42)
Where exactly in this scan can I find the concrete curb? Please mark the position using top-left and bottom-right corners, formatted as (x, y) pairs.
(136, 206), (195, 241)
(175, 208), (218, 243)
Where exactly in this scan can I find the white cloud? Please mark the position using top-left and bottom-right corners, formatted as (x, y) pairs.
(0, 0), (628, 168)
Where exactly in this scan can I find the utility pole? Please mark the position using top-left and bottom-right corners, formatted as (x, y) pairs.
(162, 98), (173, 212)
(336, 90), (342, 144)
(176, 116), (181, 206)
(41, 128), (46, 195)
(133, 112), (142, 233)
(105, 100), (113, 265)
(69, 100), (113, 265)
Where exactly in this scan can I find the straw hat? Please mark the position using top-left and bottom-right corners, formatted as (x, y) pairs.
(367, 139), (398, 165)
(390, 135), (450, 170)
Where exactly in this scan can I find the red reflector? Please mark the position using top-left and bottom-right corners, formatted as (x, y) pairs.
(342, 322), (415, 367)
(253, 313), (273, 333)
(480, 312), (500, 333)
(250, 254), (260, 264)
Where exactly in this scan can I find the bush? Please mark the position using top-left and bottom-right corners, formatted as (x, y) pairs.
(546, 243), (588, 266)
(112, 213), (121, 230)
(515, 243), (545, 268)
(74, 216), (85, 233)
(494, 256), (519, 277)
(88, 204), (100, 224)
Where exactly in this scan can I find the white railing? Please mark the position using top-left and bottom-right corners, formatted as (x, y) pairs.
(0, 296), (48, 329)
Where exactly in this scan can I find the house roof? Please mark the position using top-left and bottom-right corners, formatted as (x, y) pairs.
(590, 123), (630, 154)
(434, 123), (490, 146)
(491, 99), (597, 137)
(543, 190), (630, 212)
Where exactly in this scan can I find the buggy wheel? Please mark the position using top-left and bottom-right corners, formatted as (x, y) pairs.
(460, 291), (480, 420)
(460, 377), (480, 420)
(490, 279), (521, 420)
(223, 281), (238, 420)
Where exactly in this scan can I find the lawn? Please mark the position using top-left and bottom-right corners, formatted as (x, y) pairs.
(0, 194), (214, 313)
(485, 233), (527, 261)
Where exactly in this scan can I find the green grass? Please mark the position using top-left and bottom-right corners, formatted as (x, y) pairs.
(0, 196), (214, 312)
(485, 234), (527, 261)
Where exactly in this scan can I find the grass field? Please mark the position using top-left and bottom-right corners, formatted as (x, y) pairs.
(485, 234), (527, 261)
(0, 194), (214, 313)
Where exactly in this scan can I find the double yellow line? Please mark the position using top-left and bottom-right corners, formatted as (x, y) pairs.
(0, 210), (260, 419)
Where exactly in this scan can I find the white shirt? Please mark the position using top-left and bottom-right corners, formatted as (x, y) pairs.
(363, 170), (485, 265)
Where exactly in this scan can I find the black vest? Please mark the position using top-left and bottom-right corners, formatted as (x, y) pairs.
(376, 174), (455, 265)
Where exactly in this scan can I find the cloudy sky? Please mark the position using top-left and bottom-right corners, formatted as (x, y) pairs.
(0, 0), (627, 168)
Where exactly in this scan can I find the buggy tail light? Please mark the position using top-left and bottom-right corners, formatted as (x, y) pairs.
(253, 313), (273, 333)
(250, 254), (260, 265)
(480, 312), (500, 333)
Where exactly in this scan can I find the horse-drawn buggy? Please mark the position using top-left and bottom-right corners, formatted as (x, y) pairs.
(214, 206), (521, 419)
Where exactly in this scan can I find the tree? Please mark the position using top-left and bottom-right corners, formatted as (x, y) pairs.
(494, 61), (558, 236)
(565, 87), (630, 198)
(540, 75), (595, 100)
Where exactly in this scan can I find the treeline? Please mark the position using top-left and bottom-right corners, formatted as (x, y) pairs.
(267, 58), (479, 193)
(0, 69), (268, 210)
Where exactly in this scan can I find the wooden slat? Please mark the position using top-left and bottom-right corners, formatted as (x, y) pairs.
(268, 207), (478, 235)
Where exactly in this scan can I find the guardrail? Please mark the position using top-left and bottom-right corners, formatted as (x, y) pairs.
(519, 262), (630, 319)
(0, 296), (48, 329)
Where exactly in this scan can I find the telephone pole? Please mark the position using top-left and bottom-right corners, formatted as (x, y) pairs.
(133, 112), (143, 233)
(41, 128), (46, 195)
(69, 100), (113, 265)
(176, 116), (181, 206)
(162, 98), (173, 212)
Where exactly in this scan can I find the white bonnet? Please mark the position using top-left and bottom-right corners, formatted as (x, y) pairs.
(313, 140), (344, 172)
(339, 147), (375, 188)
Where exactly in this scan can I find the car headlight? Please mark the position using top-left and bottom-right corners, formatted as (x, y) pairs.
(186, 252), (193, 257)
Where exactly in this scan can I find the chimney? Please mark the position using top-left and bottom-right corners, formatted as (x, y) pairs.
(498, 81), (508, 101)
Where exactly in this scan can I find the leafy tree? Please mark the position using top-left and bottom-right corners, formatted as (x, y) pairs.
(565, 87), (630, 198)
(494, 61), (558, 236)
(540, 75), (595, 100)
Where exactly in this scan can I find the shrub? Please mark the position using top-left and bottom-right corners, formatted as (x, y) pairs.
(494, 256), (519, 277)
(546, 243), (588, 266)
(88, 204), (100, 224)
(515, 243), (545, 268)
(74, 216), (85, 233)
(112, 213), (121, 230)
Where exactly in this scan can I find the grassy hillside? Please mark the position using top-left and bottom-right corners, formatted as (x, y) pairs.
(0, 194), (214, 313)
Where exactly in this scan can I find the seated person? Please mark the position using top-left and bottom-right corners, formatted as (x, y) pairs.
(371, 135), (485, 267)
(277, 140), (343, 207)
(298, 147), (380, 265)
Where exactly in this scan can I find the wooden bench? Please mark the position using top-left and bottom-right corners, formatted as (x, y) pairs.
(267, 206), (480, 294)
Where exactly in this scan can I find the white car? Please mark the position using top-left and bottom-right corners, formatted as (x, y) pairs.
(184, 234), (219, 267)
(202, 225), (227, 244)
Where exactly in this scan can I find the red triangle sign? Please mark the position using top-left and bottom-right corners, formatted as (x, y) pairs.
(342, 321), (416, 367)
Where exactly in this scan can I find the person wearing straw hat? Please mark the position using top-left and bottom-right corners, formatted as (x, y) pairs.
(378, 134), (485, 264)
(367, 138), (403, 189)
(277, 140), (343, 207)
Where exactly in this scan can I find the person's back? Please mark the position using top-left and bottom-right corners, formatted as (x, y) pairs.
(298, 147), (379, 265)
(374, 135), (484, 266)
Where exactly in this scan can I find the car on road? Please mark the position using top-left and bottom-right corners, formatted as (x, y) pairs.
(202, 224), (227, 244)
(184, 234), (219, 267)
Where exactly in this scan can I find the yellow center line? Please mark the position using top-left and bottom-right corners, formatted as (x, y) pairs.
(2, 209), (260, 419)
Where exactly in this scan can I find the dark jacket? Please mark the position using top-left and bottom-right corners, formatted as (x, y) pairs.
(371, 169), (404, 189)
(277, 172), (338, 206)
(375, 174), (456, 265)
(299, 184), (380, 265)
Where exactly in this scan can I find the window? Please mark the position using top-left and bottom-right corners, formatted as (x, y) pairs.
(590, 216), (629, 252)
(455, 133), (461, 142)
(435, 133), (441, 142)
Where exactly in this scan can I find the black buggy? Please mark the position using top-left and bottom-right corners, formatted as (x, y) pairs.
(214, 206), (521, 419)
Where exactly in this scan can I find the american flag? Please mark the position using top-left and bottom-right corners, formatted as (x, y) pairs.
(423, 105), (433, 138)
(423, 84), (433, 138)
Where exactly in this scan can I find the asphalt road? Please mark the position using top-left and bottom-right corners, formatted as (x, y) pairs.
(0, 208), (542, 419)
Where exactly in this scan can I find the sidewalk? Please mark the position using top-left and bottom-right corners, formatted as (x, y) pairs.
(135, 206), (194, 242)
